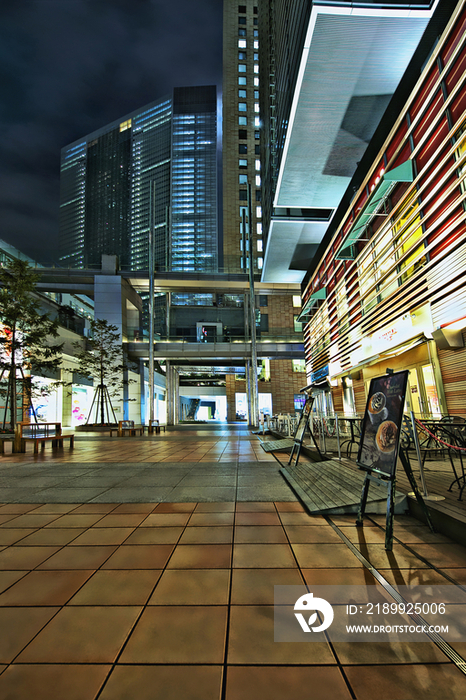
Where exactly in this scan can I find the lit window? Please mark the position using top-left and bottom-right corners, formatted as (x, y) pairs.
(292, 359), (306, 372)
(254, 65), (259, 73)
(254, 103), (260, 113)
(254, 91), (259, 99)
(255, 175), (261, 186)
(238, 52), (247, 60)
(257, 223), (262, 234)
(256, 206), (262, 218)
(255, 159), (261, 171)
(254, 117), (260, 127)
(239, 116), (247, 125)
(257, 239), (263, 252)
(293, 296), (302, 308)
(258, 257), (263, 269)
(238, 64), (246, 73)
(238, 77), (247, 85)
(254, 77), (259, 86)
(254, 53), (259, 61)
(238, 89), (246, 98)
(238, 40), (246, 48)
(238, 102), (247, 112)
(239, 174), (248, 184)
(239, 159), (248, 168)
(254, 41), (259, 49)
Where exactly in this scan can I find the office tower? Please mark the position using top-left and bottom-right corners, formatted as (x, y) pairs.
(223, 1), (263, 273)
(59, 86), (218, 272)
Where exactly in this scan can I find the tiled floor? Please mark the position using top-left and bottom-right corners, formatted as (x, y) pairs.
(0, 426), (465, 698)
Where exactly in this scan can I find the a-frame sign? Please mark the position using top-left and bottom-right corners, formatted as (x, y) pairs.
(355, 370), (434, 550)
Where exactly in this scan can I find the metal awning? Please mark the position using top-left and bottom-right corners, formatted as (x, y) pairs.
(335, 160), (414, 260)
(297, 287), (327, 322)
(330, 332), (428, 380)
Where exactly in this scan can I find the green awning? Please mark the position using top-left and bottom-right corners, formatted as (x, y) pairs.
(335, 160), (414, 260)
(296, 287), (327, 322)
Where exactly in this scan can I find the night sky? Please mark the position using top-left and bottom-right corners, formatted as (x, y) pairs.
(0, 0), (223, 264)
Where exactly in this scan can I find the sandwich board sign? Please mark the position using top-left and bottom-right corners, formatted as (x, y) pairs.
(355, 370), (433, 549)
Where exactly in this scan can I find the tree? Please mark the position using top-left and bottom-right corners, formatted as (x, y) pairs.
(0, 259), (64, 431)
(72, 319), (135, 425)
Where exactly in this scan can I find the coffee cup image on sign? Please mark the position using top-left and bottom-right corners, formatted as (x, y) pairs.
(376, 420), (398, 453)
(368, 392), (388, 424)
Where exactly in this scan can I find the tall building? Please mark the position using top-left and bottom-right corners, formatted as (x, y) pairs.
(222, 1), (307, 421)
(222, 1), (263, 273)
(59, 86), (218, 273)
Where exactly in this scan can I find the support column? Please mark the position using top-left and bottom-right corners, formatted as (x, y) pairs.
(139, 359), (146, 425)
(245, 359), (252, 427)
(61, 369), (73, 428)
(166, 360), (174, 426)
(247, 182), (258, 429)
(173, 367), (180, 425)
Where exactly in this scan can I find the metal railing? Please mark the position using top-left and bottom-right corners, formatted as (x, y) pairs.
(266, 412), (365, 460)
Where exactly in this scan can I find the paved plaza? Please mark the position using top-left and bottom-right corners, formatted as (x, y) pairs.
(0, 426), (465, 699)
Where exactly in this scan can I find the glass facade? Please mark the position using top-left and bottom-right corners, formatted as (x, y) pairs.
(170, 86), (218, 272)
(59, 87), (218, 272)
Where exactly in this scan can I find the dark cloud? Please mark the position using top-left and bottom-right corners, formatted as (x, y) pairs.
(0, 0), (223, 263)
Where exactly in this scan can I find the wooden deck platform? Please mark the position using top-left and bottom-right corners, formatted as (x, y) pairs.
(260, 438), (295, 453)
(279, 458), (407, 515)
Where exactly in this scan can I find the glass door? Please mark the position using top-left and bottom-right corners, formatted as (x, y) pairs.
(406, 368), (424, 416)
(421, 364), (441, 418)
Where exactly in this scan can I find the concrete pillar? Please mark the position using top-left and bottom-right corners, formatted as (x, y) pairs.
(61, 369), (73, 428)
(174, 368), (180, 425)
(166, 360), (173, 425)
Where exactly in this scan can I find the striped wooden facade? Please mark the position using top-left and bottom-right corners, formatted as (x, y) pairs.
(302, 1), (466, 416)
(438, 328), (466, 416)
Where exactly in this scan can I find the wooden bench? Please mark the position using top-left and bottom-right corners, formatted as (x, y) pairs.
(147, 420), (166, 435)
(15, 422), (75, 454)
(110, 420), (145, 437)
(0, 435), (15, 454)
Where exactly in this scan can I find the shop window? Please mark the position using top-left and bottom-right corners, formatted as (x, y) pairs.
(335, 279), (349, 332)
(292, 359), (306, 373)
(308, 303), (330, 356)
(393, 191), (426, 284)
(454, 123), (466, 193)
(358, 246), (378, 315)
(373, 228), (398, 298)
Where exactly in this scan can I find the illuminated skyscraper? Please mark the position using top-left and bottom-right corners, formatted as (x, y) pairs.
(59, 86), (218, 272)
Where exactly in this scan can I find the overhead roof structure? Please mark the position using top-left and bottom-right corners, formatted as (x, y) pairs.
(261, 1), (438, 283)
